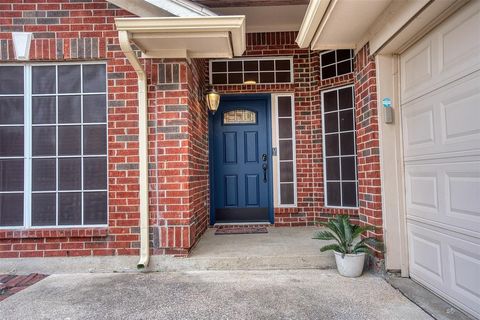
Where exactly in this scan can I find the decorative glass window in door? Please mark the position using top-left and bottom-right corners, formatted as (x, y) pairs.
(223, 109), (257, 125)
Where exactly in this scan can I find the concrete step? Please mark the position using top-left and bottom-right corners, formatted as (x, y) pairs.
(148, 227), (337, 271)
(0, 227), (336, 273)
(150, 253), (336, 271)
(0, 254), (335, 274)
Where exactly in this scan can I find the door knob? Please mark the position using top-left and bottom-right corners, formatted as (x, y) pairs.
(262, 153), (267, 161)
(262, 163), (268, 182)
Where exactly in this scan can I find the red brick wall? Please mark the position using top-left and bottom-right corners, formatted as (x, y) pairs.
(187, 59), (210, 246)
(0, 0), (143, 258)
(0, 1), (210, 258)
(353, 44), (383, 258)
(151, 60), (191, 256)
(0, 2), (384, 259)
(151, 58), (209, 256)
(212, 32), (360, 226)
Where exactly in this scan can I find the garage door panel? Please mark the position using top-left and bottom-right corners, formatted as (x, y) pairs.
(401, 2), (480, 103)
(408, 222), (480, 318)
(402, 41), (433, 96)
(446, 169), (480, 221)
(406, 161), (480, 235)
(442, 85), (480, 142)
(408, 227), (444, 282)
(403, 73), (480, 160)
(439, 9), (480, 78)
(406, 169), (438, 213)
(404, 107), (435, 149)
(449, 245), (480, 302)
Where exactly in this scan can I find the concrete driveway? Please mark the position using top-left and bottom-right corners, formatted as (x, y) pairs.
(0, 270), (431, 320)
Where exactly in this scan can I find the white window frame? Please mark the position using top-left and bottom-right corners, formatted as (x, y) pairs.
(320, 50), (354, 80)
(321, 84), (359, 209)
(209, 56), (294, 85)
(0, 62), (108, 229)
(271, 93), (297, 208)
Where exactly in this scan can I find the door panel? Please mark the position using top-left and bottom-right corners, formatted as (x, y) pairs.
(212, 97), (271, 222)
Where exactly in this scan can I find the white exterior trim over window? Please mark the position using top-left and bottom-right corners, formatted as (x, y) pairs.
(271, 93), (297, 207)
(321, 84), (358, 208)
(0, 62), (108, 229)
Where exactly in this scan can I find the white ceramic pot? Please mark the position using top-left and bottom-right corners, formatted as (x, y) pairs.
(334, 251), (366, 277)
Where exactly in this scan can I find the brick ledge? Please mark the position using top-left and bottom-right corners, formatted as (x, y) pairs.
(0, 228), (108, 240)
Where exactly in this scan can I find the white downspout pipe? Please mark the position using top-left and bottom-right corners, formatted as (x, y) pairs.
(118, 30), (150, 269)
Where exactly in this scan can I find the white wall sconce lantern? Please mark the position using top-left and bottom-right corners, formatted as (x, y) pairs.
(12, 32), (32, 60)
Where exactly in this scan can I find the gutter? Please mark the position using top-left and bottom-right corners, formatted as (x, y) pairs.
(295, 0), (331, 48)
(149, 0), (217, 16)
(108, 0), (217, 18)
(118, 30), (150, 269)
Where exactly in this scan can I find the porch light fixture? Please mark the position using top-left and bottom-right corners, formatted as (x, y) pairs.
(205, 86), (220, 114)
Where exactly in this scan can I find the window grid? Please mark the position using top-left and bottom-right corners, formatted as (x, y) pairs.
(0, 66), (25, 227)
(209, 57), (294, 85)
(321, 85), (358, 208)
(274, 94), (297, 207)
(320, 50), (354, 80)
(0, 63), (108, 229)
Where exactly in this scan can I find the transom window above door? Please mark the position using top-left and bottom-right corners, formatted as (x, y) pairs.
(0, 63), (108, 228)
(210, 57), (293, 85)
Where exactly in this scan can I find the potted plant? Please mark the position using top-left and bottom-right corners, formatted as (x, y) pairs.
(313, 215), (379, 277)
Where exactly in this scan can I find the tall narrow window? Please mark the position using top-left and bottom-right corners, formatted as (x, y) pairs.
(0, 63), (108, 228)
(322, 85), (358, 207)
(274, 94), (297, 206)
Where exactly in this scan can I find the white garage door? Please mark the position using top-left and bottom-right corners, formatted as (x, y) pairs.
(400, 2), (480, 318)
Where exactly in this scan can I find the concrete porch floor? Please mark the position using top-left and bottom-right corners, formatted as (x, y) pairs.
(179, 226), (336, 270)
(0, 227), (335, 274)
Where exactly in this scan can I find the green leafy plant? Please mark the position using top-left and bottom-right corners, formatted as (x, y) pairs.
(313, 215), (380, 257)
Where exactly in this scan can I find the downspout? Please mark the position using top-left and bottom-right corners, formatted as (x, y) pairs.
(118, 30), (150, 269)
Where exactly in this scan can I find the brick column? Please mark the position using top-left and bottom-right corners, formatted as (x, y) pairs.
(354, 44), (383, 260)
(151, 59), (209, 256)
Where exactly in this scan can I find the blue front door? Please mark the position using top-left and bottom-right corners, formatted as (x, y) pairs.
(211, 96), (272, 223)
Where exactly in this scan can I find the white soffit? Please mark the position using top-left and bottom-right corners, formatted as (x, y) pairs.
(214, 5), (308, 33)
(310, 0), (392, 50)
(115, 16), (246, 59)
(296, 0), (466, 54)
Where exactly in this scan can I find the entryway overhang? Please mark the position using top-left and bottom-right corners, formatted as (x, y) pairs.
(296, 0), (468, 54)
(115, 16), (246, 59)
